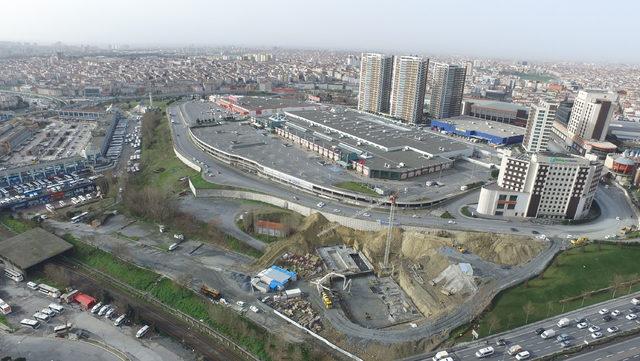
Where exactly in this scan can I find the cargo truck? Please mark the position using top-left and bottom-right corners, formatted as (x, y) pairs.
(200, 284), (221, 300)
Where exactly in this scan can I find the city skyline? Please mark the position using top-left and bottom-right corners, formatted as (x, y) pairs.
(3, 0), (640, 63)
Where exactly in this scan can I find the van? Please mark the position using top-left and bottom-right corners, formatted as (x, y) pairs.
(136, 325), (150, 338)
(105, 308), (115, 319)
(515, 351), (531, 360)
(90, 302), (103, 314)
(33, 312), (50, 322)
(98, 305), (110, 316)
(41, 308), (55, 318)
(114, 314), (126, 326)
(168, 243), (179, 251)
(432, 351), (449, 361)
(475, 346), (494, 358)
(48, 303), (64, 314)
(541, 329), (556, 339)
(632, 297), (640, 305)
(27, 281), (38, 290)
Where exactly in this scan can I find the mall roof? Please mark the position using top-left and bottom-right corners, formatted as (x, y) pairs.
(436, 116), (525, 137)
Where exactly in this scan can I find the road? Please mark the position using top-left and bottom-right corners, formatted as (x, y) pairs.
(566, 335), (640, 361)
(401, 292), (640, 361)
(0, 335), (122, 361)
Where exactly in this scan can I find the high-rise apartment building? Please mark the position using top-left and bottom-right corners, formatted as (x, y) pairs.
(477, 152), (601, 220)
(389, 56), (429, 123)
(567, 90), (617, 141)
(429, 63), (466, 119)
(523, 101), (558, 153)
(357, 53), (393, 114)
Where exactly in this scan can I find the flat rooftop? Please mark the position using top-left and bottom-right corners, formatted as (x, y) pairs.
(285, 108), (470, 157)
(464, 98), (528, 112)
(223, 96), (314, 111)
(438, 116), (525, 137)
(0, 228), (73, 270)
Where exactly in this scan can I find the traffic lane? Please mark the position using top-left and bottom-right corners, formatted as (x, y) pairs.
(566, 335), (640, 361)
(448, 295), (640, 360)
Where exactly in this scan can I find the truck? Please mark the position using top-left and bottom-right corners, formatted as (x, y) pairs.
(0, 299), (12, 315)
(321, 291), (333, 309)
(540, 329), (556, 339)
(460, 185), (468, 191)
(557, 317), (571, 328)
(570, 236), (588, 247)
(200, 284), (221, 300)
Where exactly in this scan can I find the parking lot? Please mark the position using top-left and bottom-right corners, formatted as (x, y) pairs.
(0, 276), (196, 361)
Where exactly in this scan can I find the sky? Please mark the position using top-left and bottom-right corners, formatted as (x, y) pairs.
(2, 0), (639, 62)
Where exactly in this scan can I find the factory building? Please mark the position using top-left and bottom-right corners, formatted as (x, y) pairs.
(461, 99), (529, 127)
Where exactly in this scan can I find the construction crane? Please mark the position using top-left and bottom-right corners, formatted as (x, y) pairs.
(382, 194), (397, 269)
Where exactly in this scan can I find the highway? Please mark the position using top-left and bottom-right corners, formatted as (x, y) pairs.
(566, 335), (640, 360)
(401, 293), (640, 361)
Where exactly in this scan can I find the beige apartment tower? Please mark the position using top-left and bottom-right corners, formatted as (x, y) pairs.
(523, 101), (558, 153)
(566, 89), (617, 141)
(429, 63), (467, 119)
(358, 53), (394, 114)
(390, 56), (429, 123)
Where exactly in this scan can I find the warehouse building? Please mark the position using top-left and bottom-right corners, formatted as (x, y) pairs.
(461, 99), (529, 126)
(0, 228), (73, 276)
(431, 116), (524, 146)
(214, 95), (319, 116)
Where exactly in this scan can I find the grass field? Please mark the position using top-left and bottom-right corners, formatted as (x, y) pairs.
(458, 243), (640, 341)
(0, 214), (33, 234)
(334, 181), (379, 196)
(440, 211), (456, 219)
(502, 71), (555, 83)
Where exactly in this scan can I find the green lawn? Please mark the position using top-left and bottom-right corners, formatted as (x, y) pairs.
(440, 211), (456, 219)
(461, 206), (474, 218)
(501, 71), (556, 83)
(0, 214), (33, 234)
(461, 244), (640, 341)
(334, 181), (379, 196)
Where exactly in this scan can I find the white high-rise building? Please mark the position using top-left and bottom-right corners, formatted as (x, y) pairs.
(567, 90), (617, 141)
(477, 152), (602, 220)
(523, 101), (558, 153)
(357, 53), (393, 114)
(429, 63), (467, 119)
(390, 56), (429, 123)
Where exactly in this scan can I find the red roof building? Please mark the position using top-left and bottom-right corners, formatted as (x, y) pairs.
(73, 293), (97, 310)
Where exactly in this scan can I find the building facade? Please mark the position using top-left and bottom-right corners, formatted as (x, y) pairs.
(390, 56), (429, 123)
(477, 152), (601, 220)
(429, 63), (466, 119)
(566, 90), (617, 141)
(523, 101), (558, 153)
(461, 99), (529, 126)
(357, 53), (394, 114)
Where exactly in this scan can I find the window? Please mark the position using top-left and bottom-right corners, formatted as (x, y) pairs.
(498, 195), (507, 201)
(509, 195), (518, 201)
(497, 203), (505, 209)
(507, 203), (516, 210)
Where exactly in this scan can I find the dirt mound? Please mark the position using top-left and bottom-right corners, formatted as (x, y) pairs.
(459, 232), (545, 265)
(400, 231), (450, 279)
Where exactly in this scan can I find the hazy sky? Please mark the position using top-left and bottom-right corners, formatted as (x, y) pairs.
(3, 0), (639, 62)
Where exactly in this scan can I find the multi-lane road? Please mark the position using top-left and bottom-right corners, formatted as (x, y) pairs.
(403, 293), (640, 361)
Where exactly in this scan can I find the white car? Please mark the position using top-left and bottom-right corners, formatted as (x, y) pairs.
(576, 322), (588, 329)
(588, 325), (600, 333)
(362, 213), (371, 217)
(632, 298), (640, 305)
(591, 332), (603, 339)
(447, 220), (456, 224)
(607, 326), (619, 333)
(626, 313), (637, 320)
(611, 310), (621, 317)
(333, 209), (341, 213)
(317, 202), (325, 208)
(515, 351), (531, 360)
(598, 308), (609, 315)
(616, 216), (621, 221)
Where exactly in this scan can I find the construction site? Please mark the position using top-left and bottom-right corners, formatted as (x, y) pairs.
(253, 195), (547, 341)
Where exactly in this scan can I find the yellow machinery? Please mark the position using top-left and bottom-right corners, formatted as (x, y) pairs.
(321, 291), (333, 309)
(570, 236), (589, 247)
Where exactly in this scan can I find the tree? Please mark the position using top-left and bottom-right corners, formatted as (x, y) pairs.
(523, 301), (535, 324)
(487, 313), (501, 334)
(611, 274), (626, 299)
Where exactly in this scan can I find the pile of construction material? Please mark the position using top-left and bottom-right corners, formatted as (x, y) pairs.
(277, 253), (324, 279)
(266, 295), (323, 332)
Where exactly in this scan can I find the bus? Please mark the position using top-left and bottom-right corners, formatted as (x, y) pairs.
(70, 211), (89, 223)
(37, 283), (61, 298)
(54, 322), (72, 334)
(20, 319), (41, 329)
(4, 268), (24, 282)
(0, 299), (11, 315)
(136, 325), (150, 338)
(33, 312), (51, 322)
(48, 303), (64, 314)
